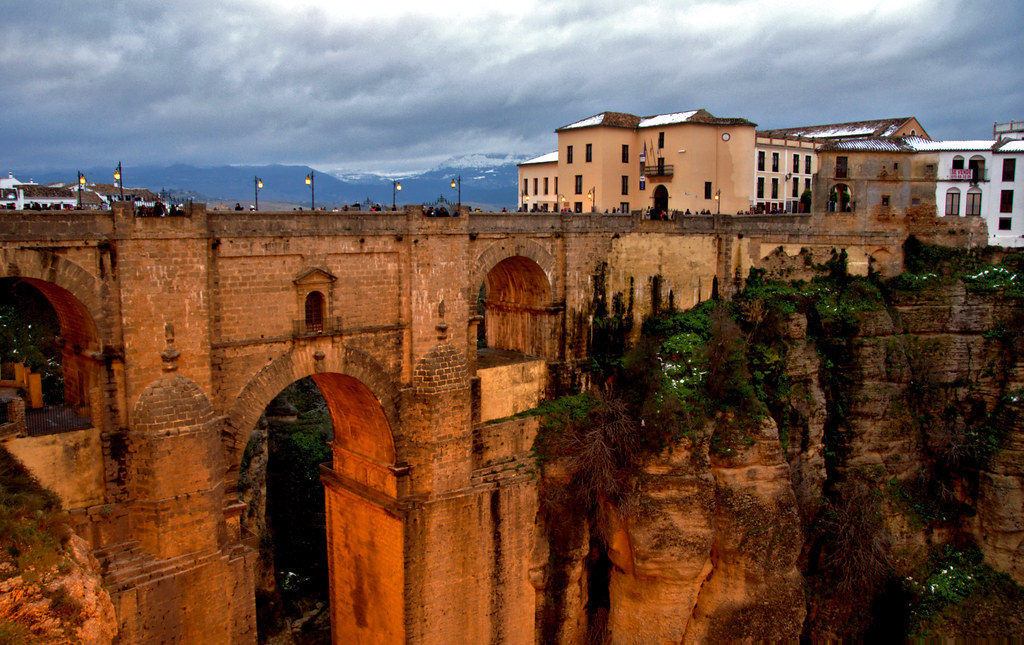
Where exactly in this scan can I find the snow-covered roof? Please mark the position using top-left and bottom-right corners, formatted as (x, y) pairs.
(557, 108), (753, 132)
(758, 117), (922, 140)
(519, 151), (558, 166)
(818, 138), (911, 152)
(996, 140), (1024, 153)
(638, 111), (699, 128)
(903, 138), (996, 152)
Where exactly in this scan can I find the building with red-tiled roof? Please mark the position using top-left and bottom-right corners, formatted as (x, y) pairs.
(519, 108), (756, 215)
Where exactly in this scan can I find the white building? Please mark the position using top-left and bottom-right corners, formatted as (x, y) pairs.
(919, 138), (1023, 247)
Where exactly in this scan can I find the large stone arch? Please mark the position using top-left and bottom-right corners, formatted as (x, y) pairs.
(470, 238), (559, 306)
(0, 247), (108, 347)
(223, 343), (401, 479)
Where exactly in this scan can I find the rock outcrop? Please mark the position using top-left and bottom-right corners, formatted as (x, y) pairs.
(0, 534), (117, 644)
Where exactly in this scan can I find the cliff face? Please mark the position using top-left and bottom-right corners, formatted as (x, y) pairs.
(0, 534), (117, 644)
(536, 260), (1024, 642)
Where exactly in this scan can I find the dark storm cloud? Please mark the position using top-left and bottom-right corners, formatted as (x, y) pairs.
(1, 0), (1020, 174)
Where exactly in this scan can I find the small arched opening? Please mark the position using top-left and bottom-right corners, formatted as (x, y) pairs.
(828, 183), (853, 212)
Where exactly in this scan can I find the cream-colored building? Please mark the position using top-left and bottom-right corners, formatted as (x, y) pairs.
(518, 109), (756, 216)
(755, 117), (928, 213)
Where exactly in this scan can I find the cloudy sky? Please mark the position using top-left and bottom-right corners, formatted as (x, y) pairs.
(1, 0), (1021, 176)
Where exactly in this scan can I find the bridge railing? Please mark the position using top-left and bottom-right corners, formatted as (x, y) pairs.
(25, 404), (92, 436)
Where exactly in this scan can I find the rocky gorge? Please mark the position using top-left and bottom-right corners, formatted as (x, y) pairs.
(530, 242), (1024, 641)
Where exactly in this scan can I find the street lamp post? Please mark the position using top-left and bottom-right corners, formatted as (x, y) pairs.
(114, 162), (124, 201)
(523, 193), (529, 211)
(392, 179), (402, 210)
(714, 189), (721, 215)
(587, 186), (596, 212)
(450, 176), (461, 213)
(559, 194), (566, 212)
(305, 171), (315, 210)
(77, 172), (85, 209)
(254, 176), (262, 211)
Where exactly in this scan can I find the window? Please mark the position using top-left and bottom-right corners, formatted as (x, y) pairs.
(554, 177), (558, 195)
(999, 218), (1012, 230)
(968, 157), (985, 182)
(622, 144), (629, 163)
(1001, 190), (1014, 213)
(619, 202), (630, 213)
(532, 178), (538, 195)
(952, 156), (965, 170)
(804, 178), (811, 191)
(792, 178), (799, 198)
(1004, 159), (1016, 182)
(893, 162), (899, 171)
(881, 195), (890, 207)
(574, 201), (582, 213)
(771, 178), (779, 199)
(704, 182), (712, 199)
(835, 156), (848, 178)
(805, 155), (812, 174)
(567, 145), (573, 163)
(305, 291), (324, 334)
(621, 175), (629, 195)
(544, 177), (549, 194)
(586, 143), (592, 162)
(758, 151), (765, 171)
(793, 154), (799, 173)
(945, 188), (961, 215)
(522, 179), (528, 194)
(658, 132), (665, 149)
(966, 190), (982, 216)
(574, 175), (583, 194)
(757, 177), (764, 198)
(772, 152), (779, 172)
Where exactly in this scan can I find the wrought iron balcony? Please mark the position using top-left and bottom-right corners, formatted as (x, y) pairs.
(642, 163), (674, 177)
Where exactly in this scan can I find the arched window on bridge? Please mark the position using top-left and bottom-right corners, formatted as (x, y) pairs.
(305, 291), (325, 334)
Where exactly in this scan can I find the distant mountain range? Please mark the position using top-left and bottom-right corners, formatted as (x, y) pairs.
(9, 155), (528, 210)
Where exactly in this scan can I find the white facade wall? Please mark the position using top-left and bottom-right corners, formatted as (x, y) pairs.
(934, 143), (1023, 247)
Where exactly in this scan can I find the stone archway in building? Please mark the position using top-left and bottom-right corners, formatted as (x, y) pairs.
(653, 185), (669, 216)
(0, 254), (108, 509)
(227, 347), (404, 644)
(470, 241), (559, 361)
(480, 256), (552, 358)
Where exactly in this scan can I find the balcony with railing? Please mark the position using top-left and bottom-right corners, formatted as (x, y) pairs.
(642, 161), (674, 177)
(943, 168), (989, 182)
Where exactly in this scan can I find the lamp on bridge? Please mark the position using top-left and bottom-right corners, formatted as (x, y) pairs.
(305, 171), (315, 210)
(392, 179), (402, 210)
(114, 162), (124, 201)
(77, 172), (85, 209)
(559, 194), (566, 212)
(450, 176), (461, 213)
(523, 192), (529, 211)
(254, 177), (262, 211)
(587, 186), (596, 213)
(714, 188), (721, 215)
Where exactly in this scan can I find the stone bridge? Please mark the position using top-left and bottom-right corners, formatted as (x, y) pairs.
(0, 203), (981, 643)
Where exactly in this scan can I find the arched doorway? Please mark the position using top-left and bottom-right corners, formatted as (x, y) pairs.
(653, 185), (669, 217)
(234, 362), (403, 644)
(828, 183), (853, 212)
